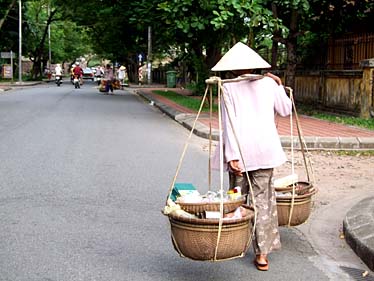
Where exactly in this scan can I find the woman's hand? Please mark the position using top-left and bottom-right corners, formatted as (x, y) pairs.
(229, 160), (243, 176)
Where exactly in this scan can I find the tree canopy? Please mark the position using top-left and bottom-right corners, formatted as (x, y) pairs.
(0, 0), (373, 85)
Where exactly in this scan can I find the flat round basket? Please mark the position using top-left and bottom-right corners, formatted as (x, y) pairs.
(276, 187), (317, 201)
(168, 205), (254, 261)
(275, 181), (313, 195)
(177, 197), (245, 215)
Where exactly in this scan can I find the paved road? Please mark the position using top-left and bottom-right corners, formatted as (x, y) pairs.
(0, 82), (353, 280)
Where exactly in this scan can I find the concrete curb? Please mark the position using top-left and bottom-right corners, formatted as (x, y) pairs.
(137, 90), (374, 150)
(280, 136), (374, 150)
(343, 197), (374, 271)
(0, 81), (43, 87)
(0, 81), (44, 94)
(0, 87), (11, 92)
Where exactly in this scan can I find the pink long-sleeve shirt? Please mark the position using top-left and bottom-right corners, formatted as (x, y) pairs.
(213, 76), (292, 172)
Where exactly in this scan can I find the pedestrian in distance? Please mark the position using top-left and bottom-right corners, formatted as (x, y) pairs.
(70, 64), (76, 83)
(138, 63), (143, 85)
(103, 64), (114, 94)
(117, 65), (127, 89)
(211, 42), (292, 271)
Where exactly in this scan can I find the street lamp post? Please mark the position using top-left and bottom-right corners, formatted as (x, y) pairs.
(18, 0), (22, 83)
(147, 26), (152, 85)
(48, 3), (51, 70)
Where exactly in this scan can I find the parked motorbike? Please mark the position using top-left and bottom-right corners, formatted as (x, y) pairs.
(55, 75), (62, 86)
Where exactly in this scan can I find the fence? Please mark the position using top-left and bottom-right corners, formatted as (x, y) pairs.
(288, 59), (374, 118)
(327, 33), (374, 70)
(292, 70), (364, 114)
(152, 69), (167, 84)
(153, 66), (373, 117)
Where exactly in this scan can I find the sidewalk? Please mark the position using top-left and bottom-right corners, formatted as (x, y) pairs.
(135, 85), (374, 150)
(133, 84), (374, 272)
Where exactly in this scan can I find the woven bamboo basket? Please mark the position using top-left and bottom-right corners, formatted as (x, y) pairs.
(277, 197), (312, 226)
(177, 197), (245, 215)
(168, 206), (254, 261)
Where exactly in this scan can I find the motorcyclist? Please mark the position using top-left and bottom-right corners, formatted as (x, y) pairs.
(55, 64), (63, 86)
(73, 62), (83, 85)
(55, 64), (62, 76)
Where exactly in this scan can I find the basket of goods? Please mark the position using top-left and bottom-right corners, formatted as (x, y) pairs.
(99, 80), (107, 92)
(274, 89), (317, 227)
(164, 182), (254, 261)
(275, 182), (316, 226)
(112, 79), (121, 89)
(275, 177), (317, 226)
(165, 200), (254, 261)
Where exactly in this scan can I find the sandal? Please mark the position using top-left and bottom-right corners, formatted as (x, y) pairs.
(254, 256), (269, 271)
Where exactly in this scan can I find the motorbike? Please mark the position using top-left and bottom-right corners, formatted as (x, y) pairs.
(55, 75), (62, 86)
(95, 74), (102, 86)
(73, 75), (80, 89)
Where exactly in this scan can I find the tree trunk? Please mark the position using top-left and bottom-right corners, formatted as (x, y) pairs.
(271, 36), (279, 68)
(31, 9), (58, 79)
(206, 45), (221, 69)
(31, 49), (43, 80)
(190, 41), (204, 84)
(285, 39), (297, 89)
(0, 0), (17, 31)
(270, 3), (289, 69)
(271, 3), (280, 68)
(285, 9), (299, 89)
(247, 28), (255, 48)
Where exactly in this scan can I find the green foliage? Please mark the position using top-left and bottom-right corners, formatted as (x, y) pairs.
(307, 0), (374, 35)
(331, 150), (374, 157)
(269, 0), (374, 69)
(153, 90), (218, 112)
(55, 22), (93, 63)
(312, 114), (374, 130)
(0, 0), (20, 52)
(1, 0), (373, 83)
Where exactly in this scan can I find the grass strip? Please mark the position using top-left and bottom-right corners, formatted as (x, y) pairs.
(153, 90), (218, 112)
(297, 105), (374, 130)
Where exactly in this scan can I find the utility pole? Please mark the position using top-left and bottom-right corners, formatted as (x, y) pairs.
(48, 2), (51, 70)
(18, 0), (22, 83)
(147, 26), (152, 85)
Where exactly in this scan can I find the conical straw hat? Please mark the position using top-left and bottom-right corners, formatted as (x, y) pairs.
(211, 42), (271, 71)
